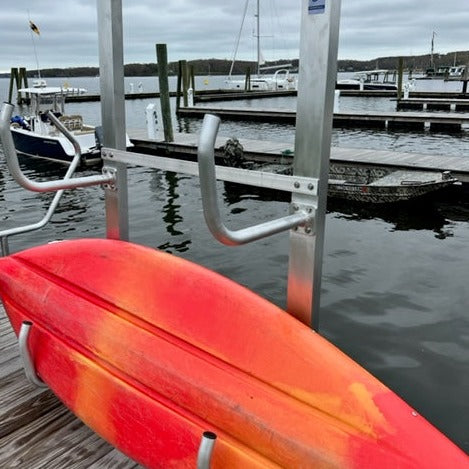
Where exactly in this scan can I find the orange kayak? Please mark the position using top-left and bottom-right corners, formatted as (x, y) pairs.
(0, 238), (467, 468)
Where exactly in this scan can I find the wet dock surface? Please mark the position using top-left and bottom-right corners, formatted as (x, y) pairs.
(129, 130), (469, 183)
(0, 311), (142, 468)
(176, 105), (469, 131)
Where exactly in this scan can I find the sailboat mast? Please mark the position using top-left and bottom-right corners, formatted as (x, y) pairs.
(430, 31), (436, 69)
(256, 0), (260, 75)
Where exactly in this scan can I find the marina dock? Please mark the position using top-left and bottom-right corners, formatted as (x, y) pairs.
(129, 130), (469, 183)
(176, 106), (469, 131)
(0, 311), (141, 468)
(397, 97), (469, 112)
(64, 88), (469, 103)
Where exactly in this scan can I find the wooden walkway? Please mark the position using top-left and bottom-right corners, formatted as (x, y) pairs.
(397, 98), (469, 112)
(177, 106), (469, 131)
(0, 309), (141, 468)
(129, 130), (469, 183)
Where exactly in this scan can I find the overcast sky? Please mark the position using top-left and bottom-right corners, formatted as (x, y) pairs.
(1, 0), (469, 73)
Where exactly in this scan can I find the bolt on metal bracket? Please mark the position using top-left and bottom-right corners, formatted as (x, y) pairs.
(290, 201), (316, 235)
(102, 166), (118, 191)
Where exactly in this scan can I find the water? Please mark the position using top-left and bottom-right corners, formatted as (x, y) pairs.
(0, 76), (468, 454)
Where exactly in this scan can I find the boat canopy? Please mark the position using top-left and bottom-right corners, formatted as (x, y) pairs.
(18, 87), (65, 95)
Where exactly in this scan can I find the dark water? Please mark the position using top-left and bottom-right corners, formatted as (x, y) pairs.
(0, 77), (468, 454)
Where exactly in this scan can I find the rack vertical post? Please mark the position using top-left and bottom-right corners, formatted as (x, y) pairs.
(287, 0), (341, 329)
(97, 0), (129, 240)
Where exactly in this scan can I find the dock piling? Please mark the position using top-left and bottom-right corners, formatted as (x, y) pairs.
(8, 67), (29, 104)
(397, 57), (404, 100)
(156, 43), (174, 142)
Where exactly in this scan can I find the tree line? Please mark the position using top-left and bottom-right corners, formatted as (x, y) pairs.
(1, 50), (468, 78)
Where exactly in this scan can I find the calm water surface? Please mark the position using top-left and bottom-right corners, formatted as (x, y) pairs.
(0, 76), (468, 454)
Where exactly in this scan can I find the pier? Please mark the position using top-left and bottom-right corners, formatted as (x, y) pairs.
(397, 97), (469, 112)
(176, 106), (469, 131)
(63, 88), (469, 104)
(129, 130), (469, 183)
(0, 311), (141, 468)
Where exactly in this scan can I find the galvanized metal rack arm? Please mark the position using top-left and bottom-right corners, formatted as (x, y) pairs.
(198, 114), (312, 246)
(19, 321), (47, 388)
(0, 103), (114, 193)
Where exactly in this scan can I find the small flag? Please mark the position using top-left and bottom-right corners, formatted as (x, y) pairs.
(29, 20), (40, 35)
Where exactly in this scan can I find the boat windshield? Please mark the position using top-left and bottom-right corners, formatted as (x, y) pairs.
(17, 87), (65, 115)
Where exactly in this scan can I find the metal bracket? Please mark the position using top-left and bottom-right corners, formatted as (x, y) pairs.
(102, 166), (118, 191)
(291, 201), (316, 235)
(197, 431), (217, 469)
(198, 114), (313, 246)
(18, 321), (47, 388)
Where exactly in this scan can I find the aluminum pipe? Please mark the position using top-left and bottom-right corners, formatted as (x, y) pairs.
(197, 114), (311, 245)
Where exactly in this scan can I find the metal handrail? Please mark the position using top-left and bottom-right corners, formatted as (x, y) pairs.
(197, 114), (312, 246)
(0, 110), (88, 254)
(0, 103), (114, 192)
(0, 102), (117, 254)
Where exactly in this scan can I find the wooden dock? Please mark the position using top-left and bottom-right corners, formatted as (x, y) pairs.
(176, 106), (469, 131)
(397, 98), (469, 112)
(129, 130), (469, 183)
(0, 310), (141, 468)
(64, 88), (469, 104)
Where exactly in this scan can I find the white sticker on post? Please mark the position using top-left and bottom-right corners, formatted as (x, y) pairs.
(308, 0), (325, 15)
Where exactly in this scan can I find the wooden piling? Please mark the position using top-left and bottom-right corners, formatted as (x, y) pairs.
(181, 60), (189, 107)
(155, 44), (174, 142)
(8, 67), (29, 104)
(245, 67), (251, 92)
(397, 57), (404, 100)
(176, 60), (183, 112)
(462, 64), (469, 94)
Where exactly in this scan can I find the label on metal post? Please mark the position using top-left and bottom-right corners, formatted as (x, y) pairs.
(308, 0), (325, 15)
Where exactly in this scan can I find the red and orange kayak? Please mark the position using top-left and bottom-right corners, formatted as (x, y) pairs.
(0, 238), (467, 468)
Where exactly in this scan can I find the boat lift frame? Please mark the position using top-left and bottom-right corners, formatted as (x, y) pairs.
(0, 0), (340, 331)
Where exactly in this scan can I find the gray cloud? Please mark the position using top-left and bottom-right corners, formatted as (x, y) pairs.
(1, 0), (468, 73)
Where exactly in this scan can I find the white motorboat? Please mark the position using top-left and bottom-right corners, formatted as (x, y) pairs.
(337, 69), (397, 91)
(10, 87), (101, 165)
(224, 68), (297, 91)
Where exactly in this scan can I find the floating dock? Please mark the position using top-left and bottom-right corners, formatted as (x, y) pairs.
(0, 311), (141, 468)
(129, 130), (469, 183)
(397, 98), (469, 112)
(176, 106), (469, 132)
(64, 88), (469, 103)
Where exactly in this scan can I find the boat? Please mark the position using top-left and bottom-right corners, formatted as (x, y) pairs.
(10, 86), (101, 165)
(327, 164), (457, 203)
(0, 238), (467, 468)
(446, 65), (467, 80)
(336, 69), (397, 91)
(10, 86), (130, 165)
(224, 151), (457, 204)
(224, 0), (297, 92)
(224, 68), (297, 91)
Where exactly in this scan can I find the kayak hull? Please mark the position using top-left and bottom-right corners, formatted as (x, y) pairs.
(0, 239), (466, 468)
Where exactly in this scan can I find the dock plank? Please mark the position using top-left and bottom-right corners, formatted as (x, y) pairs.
(0, 305), (141, 468)
(177, 105), (469, 130)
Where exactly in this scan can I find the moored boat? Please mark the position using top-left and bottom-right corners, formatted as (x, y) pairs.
(328, 164), (457, 203)
(336, 69), (397, 91)
(11, 86), (101, 165)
